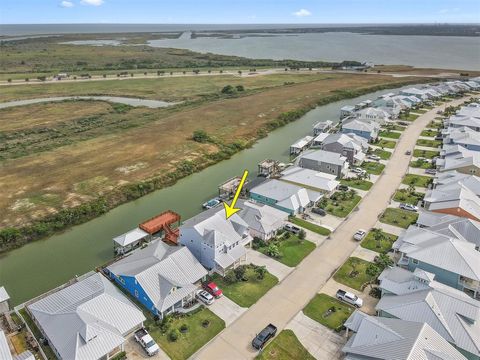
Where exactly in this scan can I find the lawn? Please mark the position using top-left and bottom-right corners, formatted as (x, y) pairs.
(378, 130), (401, 139)
(382, 124), (406, 132)
(303, 293), (355, 331)
(289, 217), (331, 235)
(18, 309), (57, 360)
(149, 307), (225, 360)
(413, 149), (439, 159)
(416, 139), (442, 148)
(361, 161), (385, 175)
(399, 113), (419, 121)
(372, 148), (392, 160)
(393, 189), (425, 205)
(375, 139), (396, 149)
(361, 229), (398, 253)
(333, 257), (378, 291)
(410, 159), (434, 169)
(340, 178), (373, 191)
(319, 192), (362, 218)
(257, 234), (316, 267)
(402, 174), (433, 188)
(379, 208), (419, 229)
(211, 265), (278, 307)
(420, 129), (438, 137)
(428, 120), (443, 129)
(256, 330), (315, 360)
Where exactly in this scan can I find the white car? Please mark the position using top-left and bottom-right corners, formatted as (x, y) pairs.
(284, 223), (301, 235)
(353, 229), (367, 241)
(367, 154), (381, 161)
(351, 167), (366, 175)
(196, 290), (214, 305)
(336, 289), (363, 308)
(399, 203), (418, 212)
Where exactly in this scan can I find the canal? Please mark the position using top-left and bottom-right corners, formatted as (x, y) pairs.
(0, 85), (415, 305)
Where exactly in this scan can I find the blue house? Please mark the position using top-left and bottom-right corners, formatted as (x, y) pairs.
(107, 240), (207, 317)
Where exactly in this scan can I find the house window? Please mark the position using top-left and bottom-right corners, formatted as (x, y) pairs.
(134, 289), (139, 298)
(118, 276), (125, 285)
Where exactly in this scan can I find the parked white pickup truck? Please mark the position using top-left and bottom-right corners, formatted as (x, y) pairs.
(336, 289), (363, 308)
(134, 328), (160, 357)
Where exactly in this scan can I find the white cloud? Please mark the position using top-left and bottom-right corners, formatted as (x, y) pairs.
(293, 9), (311, 17)
(60, 1), (74, 7)
(80, 0), (104, 6)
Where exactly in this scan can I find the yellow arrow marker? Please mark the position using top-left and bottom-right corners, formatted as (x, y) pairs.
(223, 170), (249, 219)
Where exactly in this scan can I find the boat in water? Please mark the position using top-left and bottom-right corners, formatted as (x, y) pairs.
(202, 197), (222, 209)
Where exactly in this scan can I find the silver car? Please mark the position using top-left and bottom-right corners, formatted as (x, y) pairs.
(196, 290), (214, 305)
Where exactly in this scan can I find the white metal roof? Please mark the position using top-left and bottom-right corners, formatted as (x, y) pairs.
(236, 200), (287, 236)
(0, 287), (10, 303)
(298, 149), (347, 166)
(0, 330), (12, 360)
(28, 273), (145, 360)
(280, 166), (339, 192)
(113, 227), (149, 247)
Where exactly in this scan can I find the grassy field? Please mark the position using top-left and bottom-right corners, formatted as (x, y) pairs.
(149, 307), (225, 360)
(211, 266), (278, 307)
(420, 129), (438, 137)
(333, 257), (377, 291)
(372, 148), (392, 160)
(340, 178), (373, 191)
(379, 208), (419, 228)
(410, 159), (435, 169)
(375, 139), (396, 149)
(257, 235), (316, 267)
(361, 229), (398, 253)
(361, 161), (385, 175)
(289, 217), (331, 235)
(416, 139), (442, 148)
(319, 192), (362, 218)
(393, 189), (425, 205)
(303, 293), (355, 331)
(402, 174), (433, 188)
(257, 330), (315, 360)
(0, 72), (421, 232)
(378, 130), (401, 139)
(399, 113), (420, 121)
(382, 124), (406, 132)
(413, 149), (439, 159)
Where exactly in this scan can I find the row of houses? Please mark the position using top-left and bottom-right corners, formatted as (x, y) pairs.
(343, 81), (480, 360)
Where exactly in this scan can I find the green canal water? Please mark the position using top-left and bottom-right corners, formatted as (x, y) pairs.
(0, 86), (413, 305)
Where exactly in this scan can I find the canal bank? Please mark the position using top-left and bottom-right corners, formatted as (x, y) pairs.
(0, 84), (419, 305)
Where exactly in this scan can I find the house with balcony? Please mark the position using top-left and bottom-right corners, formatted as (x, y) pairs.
(355, 107), (391, 124)
(341, 118), (380, 141)
(296, 149), (349, 178)
(342, 311), (466, 360)
(312, 120), (333, 135)
(446, 116), (480, 132)
(423, 184), (480, 221)
(376, 266), (480, 360)
(107, 239), (207, 318)
(318, 132), (368, 165)
(393, 226), (480, 300)
(179, 207), (251, 275)
(443, 127), (480, 152)
(340, 105), (355, 119)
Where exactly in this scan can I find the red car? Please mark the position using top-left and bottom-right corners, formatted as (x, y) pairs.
(203, 282), (223, 298)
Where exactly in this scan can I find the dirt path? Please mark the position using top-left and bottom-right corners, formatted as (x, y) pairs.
(193, 96), (470, 360)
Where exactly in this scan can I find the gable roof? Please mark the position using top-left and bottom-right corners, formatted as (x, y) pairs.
(376, 281), (480, 357)
(342, 118), (379, 133)
(424, 184), (480, 221)
(322, 133), (369, 152)
(28, 273), (145, 360)
(0, 287), (9, 303)
(343, 311), (466, 360)
(113, 228), (149, 247)
(236, 200), (287, 235)
(298, 149), (347, 166)
(280, 166), (339, 193)
(108, 240), (207, 312)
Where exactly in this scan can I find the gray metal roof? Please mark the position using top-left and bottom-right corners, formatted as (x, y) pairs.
(236, 200), (287, 236)
(13, 351), (35, 360)
(298, 149), (347, 166)
(376, 281), (480, 357)
(113, 227), (149, 247)
(0, 286), (10, 303)
(342, 311), (467, 360)
(28, 272), (145, 360)
(0, 330), (12, 360)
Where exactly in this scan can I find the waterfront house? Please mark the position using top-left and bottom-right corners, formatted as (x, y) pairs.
(236, 199), (288, 241)
(0, 287), (10, 314)
(340, 105), (355, 119)
(27, 272), (145, 360)
(312, 120), (333, 135)
(376, 267), (480, 360)
(312, 132), (330, 147)
(342, 311), (466, 360)
(393, 226), (480, 300)
(400, 88), (429, 101)
(341, 118), (380, 141)
(113, 227), (150, 255)
(296, 149), (349, 178)
(179, 207), (251, 275)
(107, 239), (207, 318)
(319, 132), (368, 165)
(443, 127), (480, 151)
(423, 184), (480, 221)
(249, 178), (322, 215)
(290, 135), (314, 155)
(280, 166), (339, 195)
(355, 107), (391, 124)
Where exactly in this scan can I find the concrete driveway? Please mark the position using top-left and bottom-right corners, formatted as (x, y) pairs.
(209, 296), (248, 327)
(373, 220), (406, 236)
(124, 335), (170, 360)
(194, 96), (472, 360)
(247, 249), (293, 280)
(286, 312), (346, 360)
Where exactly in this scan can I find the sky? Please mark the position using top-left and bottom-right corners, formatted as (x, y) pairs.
(0, 0), (479, 24)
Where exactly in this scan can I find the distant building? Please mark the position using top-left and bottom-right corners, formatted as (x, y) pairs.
(340, 105), (355, 119)
(290, 135), (314, 155)
(280, 166), (340, 195)
(319, 133), (368, 165)
(341, 118), (379, 141)
(312, 120), (333, 135)
(296, 149), (349, 178)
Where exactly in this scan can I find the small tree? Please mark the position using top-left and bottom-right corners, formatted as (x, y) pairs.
(192, 129), (209, 143)
(366, 263), (381, 278)
(298, 229), (306, 241)
(266, 243), (280, 258)
(254, 265), (267, 280)
(221, 85), (235, 94)
(375, 253), (394, 270)
(236, 85), (245, 92)
(168, 329), (179, 342)
(234, 265), (246, 281)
